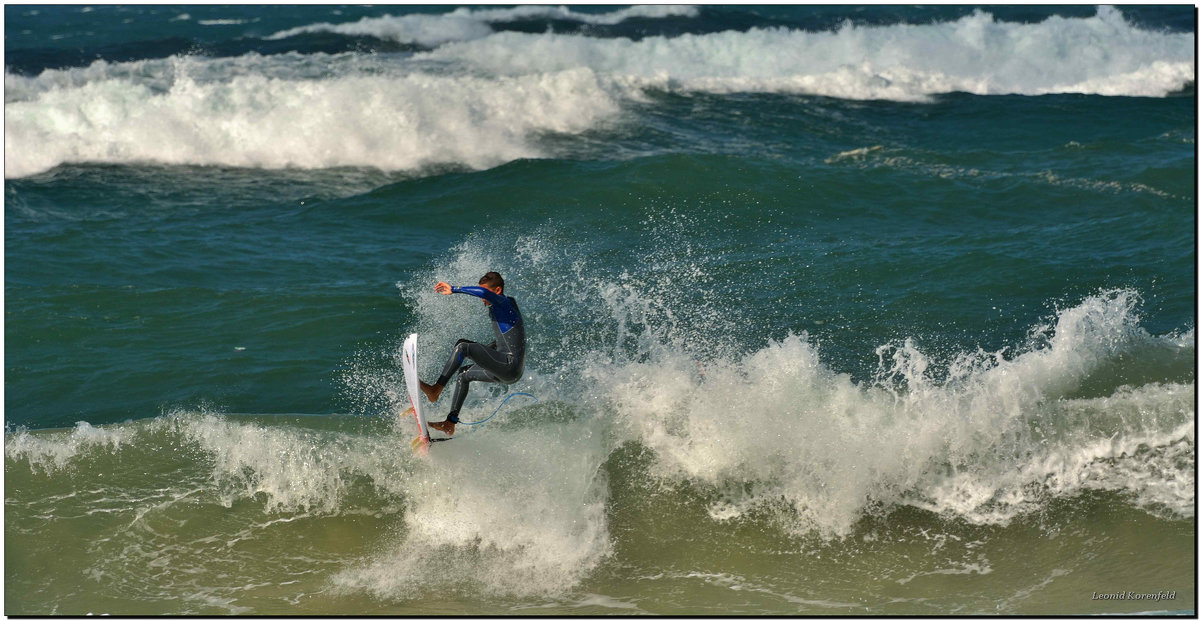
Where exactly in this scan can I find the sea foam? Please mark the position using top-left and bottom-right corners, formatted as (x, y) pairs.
(586, 287), (1194, 536)
(414, 230), (1195, 539)
(421, 6), (1194, 100)
(4, 7), (1192, 178)
(331, 421), (612, 599)
(266, 5), (700, 47)
(5, 421), (134, 473)
(4, 58), (619, 178)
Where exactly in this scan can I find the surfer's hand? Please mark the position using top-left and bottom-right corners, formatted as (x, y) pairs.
(435, 281), (452, 295)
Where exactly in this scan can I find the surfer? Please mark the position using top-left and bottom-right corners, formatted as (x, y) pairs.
(419, 272), (526, 436)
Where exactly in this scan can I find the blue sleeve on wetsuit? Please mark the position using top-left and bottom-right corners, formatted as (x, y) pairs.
(451, 286), (521, 333)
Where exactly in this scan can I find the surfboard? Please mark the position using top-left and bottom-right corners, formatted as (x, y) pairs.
(401, 333), (432, 453)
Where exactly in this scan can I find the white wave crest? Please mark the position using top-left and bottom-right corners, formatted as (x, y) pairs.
(267, 12), (491, 48)
(459, 5), (700, 27)
(3, 58), (620, 178)
(266, 5), (699, 47)
(160, 413), (413, 514)
(199, 19), (255, 27)
(421, 6), (1194, 101)
(4, 7), (1191, 177)
(589, 289), (1194, 536)
(916, 387), (1195, 523)
(5, 421), (134, 473)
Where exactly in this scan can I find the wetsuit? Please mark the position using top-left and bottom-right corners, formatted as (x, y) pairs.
(434, 286), (526, 423)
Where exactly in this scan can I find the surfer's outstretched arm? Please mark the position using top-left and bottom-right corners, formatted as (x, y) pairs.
(435, 280), (503, 304)
(435, 282), (521, 331)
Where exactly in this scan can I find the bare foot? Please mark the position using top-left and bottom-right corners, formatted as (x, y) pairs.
(419, 381), (443, 403)
(428, 419), (456, 436)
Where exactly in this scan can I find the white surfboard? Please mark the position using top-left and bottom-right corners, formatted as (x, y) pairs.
(401, 333), (431, 453)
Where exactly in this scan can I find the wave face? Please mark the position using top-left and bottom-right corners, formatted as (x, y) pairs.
(4, 5), (1194, 178)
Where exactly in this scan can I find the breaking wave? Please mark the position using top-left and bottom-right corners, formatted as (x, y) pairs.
(5, 6), (1192, 178)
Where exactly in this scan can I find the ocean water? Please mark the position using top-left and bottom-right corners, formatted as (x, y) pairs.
(4, 4), (1195, 616)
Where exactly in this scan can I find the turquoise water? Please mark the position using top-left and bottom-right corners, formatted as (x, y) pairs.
(5, 4), (1195, 615)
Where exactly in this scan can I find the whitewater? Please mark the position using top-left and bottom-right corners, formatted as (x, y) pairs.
(7, 283), (1194, 608)
(4, 6), (1193, 178)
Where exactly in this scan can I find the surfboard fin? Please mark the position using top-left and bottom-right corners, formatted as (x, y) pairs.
(411, 435), (430, 454)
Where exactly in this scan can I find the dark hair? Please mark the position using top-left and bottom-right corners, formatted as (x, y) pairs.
(479, 271), (504, 291)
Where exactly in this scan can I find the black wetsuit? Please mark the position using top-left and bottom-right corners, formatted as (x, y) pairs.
(435, 286), (526, 423)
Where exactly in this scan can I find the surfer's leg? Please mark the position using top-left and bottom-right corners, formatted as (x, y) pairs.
(435, 340), (475, 385)
(445, 365), (500, 423)
(430, 366), (498, 436)
(429, 362), (504, 436)
(429, 341), (512, 436)
(422, 339), (476, 402)
(437, 340), (517, 386)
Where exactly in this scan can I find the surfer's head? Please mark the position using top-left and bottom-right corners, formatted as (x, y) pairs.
(479, 271), (504, 295)
(479, 271), (504, 305)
